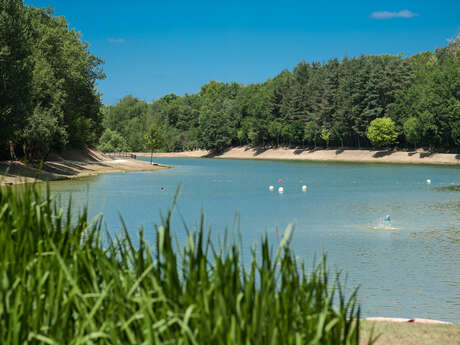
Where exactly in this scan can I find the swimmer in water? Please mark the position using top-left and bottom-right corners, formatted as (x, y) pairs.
(383, 215), (391, 227)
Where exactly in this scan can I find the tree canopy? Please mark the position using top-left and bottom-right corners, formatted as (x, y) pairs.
(101, 35), (459, 153)
(3, 1), (459, 158)
(1, 0), (104, 160)
(367, 118), (398, 148)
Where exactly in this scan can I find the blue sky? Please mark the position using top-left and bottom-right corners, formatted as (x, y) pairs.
(25, 0), (459, 105)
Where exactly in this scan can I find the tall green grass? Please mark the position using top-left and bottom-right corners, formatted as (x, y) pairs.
(0, 184), (366, 344)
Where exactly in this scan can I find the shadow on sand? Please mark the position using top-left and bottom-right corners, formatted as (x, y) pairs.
(372, 150), (394, 158)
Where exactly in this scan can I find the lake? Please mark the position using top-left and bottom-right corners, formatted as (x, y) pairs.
(49, 157), (460, 322)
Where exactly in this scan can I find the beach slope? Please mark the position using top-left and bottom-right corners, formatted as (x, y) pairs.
(0, 149), (167, 185)
(138, 147), (460, 165)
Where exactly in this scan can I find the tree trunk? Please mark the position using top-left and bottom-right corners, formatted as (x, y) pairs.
(9, 141), (17, 161)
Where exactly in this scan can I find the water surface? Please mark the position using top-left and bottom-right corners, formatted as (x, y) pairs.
(50, 158), (460, 322)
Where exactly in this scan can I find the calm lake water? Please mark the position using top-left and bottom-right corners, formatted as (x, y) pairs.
(49, 157), (460, 322)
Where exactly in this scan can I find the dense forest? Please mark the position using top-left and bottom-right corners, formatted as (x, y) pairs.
(0, 0), (104, 160)
(2, 1), (459, 160)
(102, 36), (459, 154)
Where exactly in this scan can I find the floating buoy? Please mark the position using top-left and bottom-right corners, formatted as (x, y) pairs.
(269, 185), (274, 191)
(278, 178), (283, 183)
(278, 187), (284, 193)
(302, 185), (307, 192)
(426, 179), (431, 184)
(161, 186), (165, 191)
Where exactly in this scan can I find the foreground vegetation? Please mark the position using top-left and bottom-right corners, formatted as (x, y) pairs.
(0, 184), (364, 344)
(101, 36), (459, 153)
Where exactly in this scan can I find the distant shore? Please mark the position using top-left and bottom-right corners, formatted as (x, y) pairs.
(0, 149), (167, 186)
(136, 146), (460, 165)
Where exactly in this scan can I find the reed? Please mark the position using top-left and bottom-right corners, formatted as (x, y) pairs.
(0, 183), (366, 344)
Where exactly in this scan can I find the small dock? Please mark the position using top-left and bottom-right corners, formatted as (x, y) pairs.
(106, 152), (137, 159)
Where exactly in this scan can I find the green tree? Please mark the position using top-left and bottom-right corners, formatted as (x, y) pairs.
(403, 117), (422, 150)
(451, 120), (460, 147)
(320, 128), (332, 148)
(304, 121), (320, 147)
(366, 117), (398, 148)
(144, 123), (165, 163)
(198, 107), (233, 152)
(28, 6), (105, 149)
(419, 110), (440, 150)
(22, 107), (68, 160)
(0, 0), (32, 158)
(268, 120), (282, 147)
(98, 129), (129, 153)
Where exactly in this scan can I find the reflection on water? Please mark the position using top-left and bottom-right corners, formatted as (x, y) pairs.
(49, 158), (460, 322)
(434, 185), (460, 192)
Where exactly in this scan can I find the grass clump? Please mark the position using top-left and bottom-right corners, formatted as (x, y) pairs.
(0, 184), (364, 344)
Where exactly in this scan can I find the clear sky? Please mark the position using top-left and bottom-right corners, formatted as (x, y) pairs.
(25, 0), (459, 105)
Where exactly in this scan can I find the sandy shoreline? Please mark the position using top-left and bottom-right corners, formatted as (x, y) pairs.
(0, 149), (168, 186)
(136, 147), (460, 165)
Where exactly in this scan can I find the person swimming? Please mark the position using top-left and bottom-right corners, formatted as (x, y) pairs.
(383, 215), (392, 227)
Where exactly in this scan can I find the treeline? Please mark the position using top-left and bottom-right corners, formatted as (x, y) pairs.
(0, 0), (104, 160)
(102, 37), (459, 153)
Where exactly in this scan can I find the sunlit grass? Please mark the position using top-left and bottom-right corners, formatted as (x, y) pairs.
(0, 184), (366, 344)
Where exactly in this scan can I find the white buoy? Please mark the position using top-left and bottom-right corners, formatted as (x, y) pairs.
(426, 179), (431, 184)
(302, 185), (307, 192)
(278, 187), (284, 193)
(269, 185), (274, 191)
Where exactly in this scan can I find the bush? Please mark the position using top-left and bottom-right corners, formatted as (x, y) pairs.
(0, 184), (365, 344)
(367, 118), (398, 148)
(22, 107), (68, 160)
(98, 128), (130, 152)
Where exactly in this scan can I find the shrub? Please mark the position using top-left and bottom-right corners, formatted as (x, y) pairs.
(367, 118), (398, 148)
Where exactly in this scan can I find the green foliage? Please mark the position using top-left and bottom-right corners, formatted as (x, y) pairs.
(320, 128), (332, 147)
(199, 107), (234, 152)
(0, 2), (104, 159)
(98, 129), (129, 152)
(367, 118), (398, 147)
(0, 0), (32, 157)
(403, 117), (422, 149)
(22, 107), (68, 159)
(100, 37), (458, 153)
(144, 122), (165, 162)
(452, 120), (460, 146)
(0, 184), (365, 344)
(268, 120), (282, 146)
(304, 121), (320, 147)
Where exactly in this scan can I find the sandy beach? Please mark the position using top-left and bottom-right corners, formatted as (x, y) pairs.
(137, 147), (460, 165)
(0, 149), (168, 186)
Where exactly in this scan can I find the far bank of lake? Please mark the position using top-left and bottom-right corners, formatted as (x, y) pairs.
(136, 147), (460, 165)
